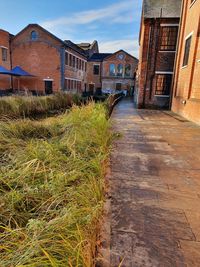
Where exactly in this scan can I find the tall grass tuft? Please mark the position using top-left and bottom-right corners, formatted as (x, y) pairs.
(0, 92), (81, 119)
(0, 102), (112, 266)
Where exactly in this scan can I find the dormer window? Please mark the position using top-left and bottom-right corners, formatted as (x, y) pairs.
(31, 31), (38, 41)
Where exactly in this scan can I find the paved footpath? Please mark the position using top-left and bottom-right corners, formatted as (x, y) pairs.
(109, 99), (200, 267)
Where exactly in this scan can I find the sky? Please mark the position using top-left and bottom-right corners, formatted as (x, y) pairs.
(0, 0), (142, 57)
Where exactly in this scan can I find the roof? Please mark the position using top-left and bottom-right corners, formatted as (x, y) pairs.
(65, 40), (87, 58)
(143, 0), (182, 18)
(88, 53), (113, 62)
(103, 50), (139, 62)
(13, 24), (66, 46)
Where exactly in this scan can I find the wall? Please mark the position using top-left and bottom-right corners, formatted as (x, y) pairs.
(11, 25), (62, 94)
(65, 47), (87, 93)
(0, 29), (11, 90)
(102, 51), (138, 91)
(137, 17), (180, 108)
(86, 61), (102, 91)
(172, 0), (200, 124)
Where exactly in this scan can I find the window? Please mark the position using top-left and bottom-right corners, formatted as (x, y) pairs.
(72, 56), (75, 68)
(183, 36), (192, 67)
(65, 53), (68, 65)
(2, 48), (8, 62)
(31, 30), (38, 41)
(109, 64), (116, 76)
(69, 54), (72, 67)
(93, 65), (100, 75)
(117, 64), (123, 77)
(76, 58), (78, 69)
(160, 27), (178, 51)
(125, 64), (131, 77)
(155, 74), (172, 95)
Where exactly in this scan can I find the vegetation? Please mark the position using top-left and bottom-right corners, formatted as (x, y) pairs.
(0, 103), (112, 266)
(0, 93), (81, 119)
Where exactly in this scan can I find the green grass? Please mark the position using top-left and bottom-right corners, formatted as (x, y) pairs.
(0, 93), (81, 119)
(0, 102), (112, 266)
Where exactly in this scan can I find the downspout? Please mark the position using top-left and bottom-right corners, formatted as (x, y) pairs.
(60, 46), (65, 91)
(149, 10), (162, 100)
(142, 19), (153, 108)
(9, 36), (13, 91)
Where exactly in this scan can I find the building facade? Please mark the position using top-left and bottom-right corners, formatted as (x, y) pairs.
(172, 0), (200, 124)
(87, 50), (138, 94)
(0, 24), (138, 95)
(136, 0), (182, 109)
(0, 29), (11, 91)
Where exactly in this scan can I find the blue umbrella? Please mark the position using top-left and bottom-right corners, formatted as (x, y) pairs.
(11, 66), (34, 77)
(0, 65), (13, 75)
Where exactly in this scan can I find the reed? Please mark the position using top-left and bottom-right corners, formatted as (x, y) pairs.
(0, 102), (112, 267)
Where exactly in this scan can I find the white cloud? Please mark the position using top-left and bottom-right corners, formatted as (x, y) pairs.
(41, 0), (139, 31)
(99, 39), (139, 58)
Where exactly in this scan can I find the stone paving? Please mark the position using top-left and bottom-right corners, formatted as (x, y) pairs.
(109, 99), (200, 267)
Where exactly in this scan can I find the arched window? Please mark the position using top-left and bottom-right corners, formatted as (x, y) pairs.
(117, 64), (123, 77)
(109, 64), (116, 76)
(31, 31), (38, 41)
(125, 64), (131, 77)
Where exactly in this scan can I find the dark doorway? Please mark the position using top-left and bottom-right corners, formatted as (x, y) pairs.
(89, 83), (95, 95)
(44, 80), (53, 95)
(116, 83), (122, 91)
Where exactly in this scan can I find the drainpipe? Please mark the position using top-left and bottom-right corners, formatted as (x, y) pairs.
(149, 15), (162, 100)
(9, 36), (13, 91)
(142, 19), (153, 108)
(60, 46), (65, 91)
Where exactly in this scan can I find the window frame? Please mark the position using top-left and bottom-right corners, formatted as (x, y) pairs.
(109, 64), (116, 76)
(155, 73), (173, 96)
(30, 30), (38, 41)
(159, 26), (179, 52)
(1, 47), (8, 62)
(93, 64), (100, 75)
(182, 33), (193, 68)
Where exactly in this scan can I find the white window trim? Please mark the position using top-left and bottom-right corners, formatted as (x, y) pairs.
(43, 79), (54, 81)
(160, 24), (179, 27)
(190, 0), (197, 8)
(185, 31), (194, 40)
(155, 71), (173, 75)
(65, 77), (82, 82)
(159, 51), (176, 53)
(0, 46), (8, 49)
(155, 95), (170, 98)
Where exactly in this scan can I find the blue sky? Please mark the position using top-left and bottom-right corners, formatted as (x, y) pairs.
(0, 0), (142, 57)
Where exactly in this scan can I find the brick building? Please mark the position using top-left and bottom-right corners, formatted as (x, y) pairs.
(136, 0), (182, 108)
(87, 50), (138, 94)
(0, 29), (11, 90)
(0, 24), (137, 95)
(172, 0), (200, 124)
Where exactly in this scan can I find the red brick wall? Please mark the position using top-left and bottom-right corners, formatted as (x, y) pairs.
(11, 25), (63, 94)
(65, 47), (87, 93)
(172, 0), (200, 124)
(102, 51), (138, 91)
(137, 18), (180, 108)
(86, 61), (102, 90)
(0, 29), (11, 90)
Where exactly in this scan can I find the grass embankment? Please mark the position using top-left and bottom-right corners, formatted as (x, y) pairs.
(0, 93), (80, 119)
(0, 103), (112, 266)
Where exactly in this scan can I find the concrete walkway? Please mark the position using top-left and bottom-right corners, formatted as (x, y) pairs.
(110, 99), (200, 267)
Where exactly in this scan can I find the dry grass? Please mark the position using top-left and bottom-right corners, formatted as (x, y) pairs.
(0, 102), (112, 266)
(0, 93), (81, 119)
